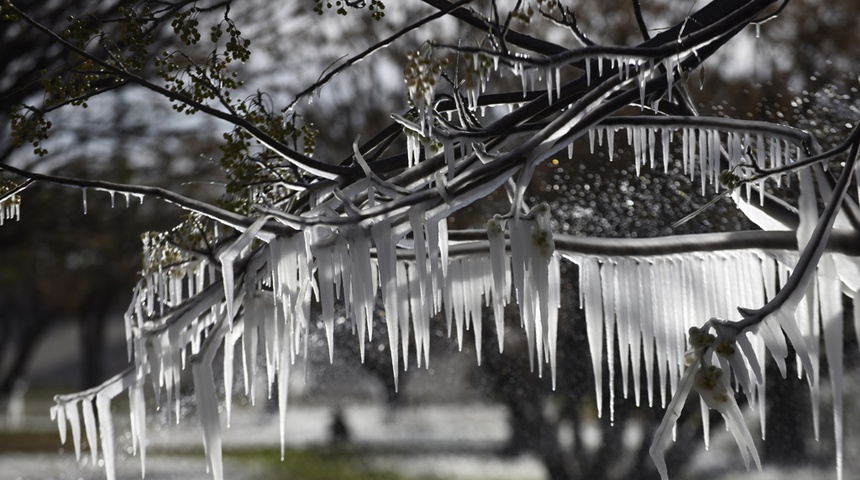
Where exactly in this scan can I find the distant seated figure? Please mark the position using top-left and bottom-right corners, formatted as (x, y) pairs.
(330, 406), (350, 445)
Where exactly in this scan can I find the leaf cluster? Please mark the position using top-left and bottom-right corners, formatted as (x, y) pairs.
(140, 213), (216, 274)
(218, 96), (317, 214)
(312, 0), (386, 20)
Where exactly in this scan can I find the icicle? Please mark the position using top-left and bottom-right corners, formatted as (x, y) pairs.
(129, 380), (146, 475)
(545, 67), (553, 105)
(588, 128), (596, 154)
(699, 129), (707, 195)
(547, 254), (560, 390)
(650, 360), (699, 480)
(508, 217), (532, 367)
(661, 128), (670, 173)
(607, 127), (615, 163)
(312, 231), (337, 363)
(615, 259), (631, 400)
(79, 396), (99, 465)
(450, 258), (465, 351)
(632, 127), (643, 176)
(701, 398), (711, 450)
(407, 134), (418, 167)
(396, 261), (412, 368)
(639, 261), (656, 407)
(192, 323), (227, 480)
(601, 260), (617, 424)
(96, 381), (123, 480)
(82, 188), (88, 215)
(439, 218), (450, 298)
(627, 260), (643, 406)
(756, 134), (765, 170)
(555, 67), (561, 101)
(409, 208), (430, 332)
(224, 322), (240, 428)
(710, 129), (721, 193)
(820, 256), (844, 480)
(468, 258), (484, 365)
(487, 216), (507, 352)
(585, 59), (592, 85)
(218, 216), (270, 328)
(372, 219), (401, 388)
(278, 302), (292, 460)
(51, 403), (68, 450)
(655, 260), (673, 407)
(65, 400), (82, 461)
(664, 57), (674, 102)
(520, 66), (528, 98)
(426, 217), (441, 316)
(349, 226), (375, 361)
(648, 128), (656, 170)
(410, 261), (431, 367)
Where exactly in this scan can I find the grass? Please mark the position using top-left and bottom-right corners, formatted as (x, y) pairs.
(228, 448), (436, 480)
(0, 431), (433, 480)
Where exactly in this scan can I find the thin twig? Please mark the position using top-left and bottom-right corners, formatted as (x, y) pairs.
(632, 0), (651, 41)
(284, 0), (473, 113)
(11, 4), (350, 180)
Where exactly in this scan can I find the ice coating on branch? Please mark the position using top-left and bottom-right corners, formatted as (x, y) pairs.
(694, 365), (761, 473)
(218, 215), (270, 327)
(487, 215), (508, 353)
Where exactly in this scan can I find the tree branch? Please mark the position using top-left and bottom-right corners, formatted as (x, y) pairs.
(10, 4), (352, 180)
(285, 0), (473, 113)
(0, 162), (293, 234)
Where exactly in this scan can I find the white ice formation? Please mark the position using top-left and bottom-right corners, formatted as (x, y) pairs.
(40, 36), (855, 480)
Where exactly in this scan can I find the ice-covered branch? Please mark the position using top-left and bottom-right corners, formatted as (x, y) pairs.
(444, 228), (860, 258)
(0, 162), (282, 234)
(285, 0), (473, 112)
(727, 131), (860, 333)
